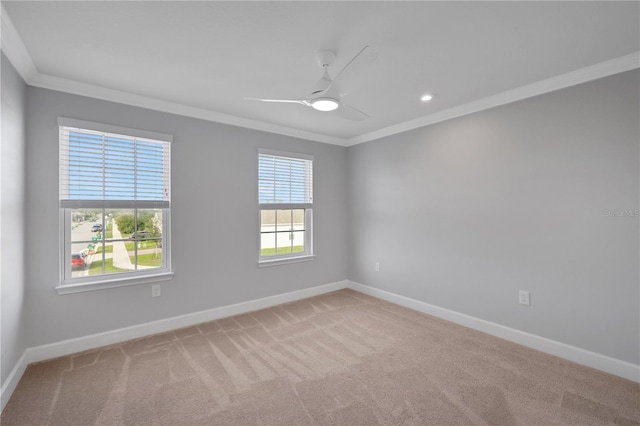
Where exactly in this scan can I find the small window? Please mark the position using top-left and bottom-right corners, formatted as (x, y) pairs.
(58, 118), (172, 291)
(258, 150), (313, 264)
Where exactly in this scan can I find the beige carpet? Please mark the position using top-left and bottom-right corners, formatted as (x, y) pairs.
(2, 289), (639, 425)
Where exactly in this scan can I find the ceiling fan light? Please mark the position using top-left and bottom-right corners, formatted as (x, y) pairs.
(311, 98), (340, 112)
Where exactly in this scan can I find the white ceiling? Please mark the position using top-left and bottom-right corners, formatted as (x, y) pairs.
(2, 1), (639, 145)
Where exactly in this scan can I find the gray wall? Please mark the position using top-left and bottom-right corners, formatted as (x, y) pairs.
(347, 70), (640, 365)
(1, 53), (27, 384)
(25, 87), (348, 348)
(7, 62), (639, 375)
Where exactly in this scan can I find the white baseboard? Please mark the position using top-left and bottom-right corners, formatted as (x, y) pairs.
(27, 280), (348, 364)
(0, 351), (28, 412)
(3, 278), (637, 414)
(1, 280), (348, 412)
(347, 280), (640, 383)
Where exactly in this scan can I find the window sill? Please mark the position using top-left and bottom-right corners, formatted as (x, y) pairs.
(258, 254), (315, 268)
(56, 271), (174, 295)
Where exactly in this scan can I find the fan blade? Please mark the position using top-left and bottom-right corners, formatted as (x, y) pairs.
(245, 97), (309, 106)
(337, 104), (370, 121)
(329, 46), (377, 93)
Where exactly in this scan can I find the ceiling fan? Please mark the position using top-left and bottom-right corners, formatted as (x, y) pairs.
(245, 46), (377, 121)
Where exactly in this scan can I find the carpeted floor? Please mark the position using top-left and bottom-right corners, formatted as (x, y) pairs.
(2, 289), (639, 425)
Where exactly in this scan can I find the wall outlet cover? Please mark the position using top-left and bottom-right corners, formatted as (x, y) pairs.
(152, 284), (161, 298)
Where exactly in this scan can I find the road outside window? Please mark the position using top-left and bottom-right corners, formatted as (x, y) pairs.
(58, 117), (172, 290)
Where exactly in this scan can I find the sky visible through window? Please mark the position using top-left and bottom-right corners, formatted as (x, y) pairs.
(258, 155), (310, 204)
(68, 131), (166, 201)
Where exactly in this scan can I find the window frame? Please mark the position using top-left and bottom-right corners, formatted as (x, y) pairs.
(258, 149), (315, 266)
(56, 117), (173, 294)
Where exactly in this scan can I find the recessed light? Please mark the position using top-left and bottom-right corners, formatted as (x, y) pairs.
(310, 97), (340, 112)
(421, 94), (434, 102)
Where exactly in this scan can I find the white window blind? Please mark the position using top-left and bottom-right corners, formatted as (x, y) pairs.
(59, 121), (171, 209)
(258, 151), (313, 208)
(258, 150), (314, 262)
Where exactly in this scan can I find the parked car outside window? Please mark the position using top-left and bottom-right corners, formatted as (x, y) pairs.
(71, 253), (86, 269)
(129, 231), (150, 240)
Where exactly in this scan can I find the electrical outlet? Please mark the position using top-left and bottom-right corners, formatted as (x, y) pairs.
(519, 290), (530, 306)
(375, 262), (380, 272)
(152, 284), (161, 298)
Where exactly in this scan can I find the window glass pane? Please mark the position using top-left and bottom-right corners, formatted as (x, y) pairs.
(104, 209), (164, 270)
(132, 251), (164, 270)
(130, 209), (163, 270)
(68, 208), (129, 278)
(70, 252), (89, 278)
(108, 209), (135, 241)
(87, 258), (129, 277)
(103, 211), (115, 239)
(261, 210), (275, 234)
(71, 208), (103, 248)
(133, 209), (163, 242)
(260, 232), (276, 256)
(276, 232), (293, 254)
(70, 209), (103, 277)
(101, 209), (135, 273)
(92, 211), (115, 261)
(276, 209), (292, 231)
(291, 231), (305, 252)
(292, 209), (305, 231)
(260, 210), (276, 256)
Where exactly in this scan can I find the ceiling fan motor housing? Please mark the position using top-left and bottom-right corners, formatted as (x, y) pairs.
(316, 50), (336, 68)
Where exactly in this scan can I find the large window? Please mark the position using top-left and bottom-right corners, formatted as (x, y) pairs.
(258, 150), (313, 264)
(58, 117), (172, 292)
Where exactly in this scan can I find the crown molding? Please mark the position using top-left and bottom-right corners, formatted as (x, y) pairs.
(0, 4), (37, 81)
(0, 4), (346, 146)
(1, 5), (637, 147)
(346, 51), (640, 146)
(27, 51), (640, 148)
(28, 73), (347, 146)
